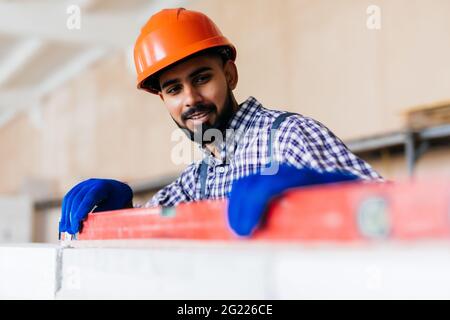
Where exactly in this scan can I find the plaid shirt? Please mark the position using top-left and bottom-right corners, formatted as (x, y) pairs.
(144, 96), (382, 207)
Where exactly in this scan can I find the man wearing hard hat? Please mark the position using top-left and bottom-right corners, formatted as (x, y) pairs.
(59, 8), (382, 237)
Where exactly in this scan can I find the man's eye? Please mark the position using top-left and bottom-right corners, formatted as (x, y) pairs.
(194, 74), (211, 84)
(167, 85), (181, 94)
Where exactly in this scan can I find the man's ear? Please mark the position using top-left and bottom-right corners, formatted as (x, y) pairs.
(224, 60), (238, 90)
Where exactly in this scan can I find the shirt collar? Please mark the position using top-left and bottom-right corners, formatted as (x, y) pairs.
(228, 96), (261, 132)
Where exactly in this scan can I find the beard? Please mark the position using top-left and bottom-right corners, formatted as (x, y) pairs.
(172, 90), (236, 147)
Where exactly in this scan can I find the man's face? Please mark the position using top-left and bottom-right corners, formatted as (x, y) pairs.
(158, 53), (238, 144)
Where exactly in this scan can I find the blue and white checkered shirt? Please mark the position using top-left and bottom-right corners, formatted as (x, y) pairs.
(144, 96), (382, 207)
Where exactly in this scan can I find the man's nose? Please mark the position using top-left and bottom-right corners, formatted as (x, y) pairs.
(183, 84), (203, 108)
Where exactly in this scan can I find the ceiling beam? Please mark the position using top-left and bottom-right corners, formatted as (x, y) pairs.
(0, 89), (38, 127)
(35, 47), (106, 95)
(0, 89), (36, 107)
(0, 2), (134, 48)
(0, 0), (189, 128)
(0, 47), (105, 125)
(0, 0), (188, 48)
(0, 39), (44, 87)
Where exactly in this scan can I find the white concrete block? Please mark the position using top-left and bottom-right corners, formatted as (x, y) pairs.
(0, 244), (59, 299)
(57, 243), (271, 299)
(273, 243), (450, 299)
(2, 240), (449, 300)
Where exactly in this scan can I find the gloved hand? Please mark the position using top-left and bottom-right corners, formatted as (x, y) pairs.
(59, 178), (133, 235)
(227, 164), (360, 237)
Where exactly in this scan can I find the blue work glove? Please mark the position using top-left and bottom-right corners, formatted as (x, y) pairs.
(59, 178), (133, 235)
(227, 164), (360, 237)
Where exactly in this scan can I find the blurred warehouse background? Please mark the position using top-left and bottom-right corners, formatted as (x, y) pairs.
(0, 0), (449, 244)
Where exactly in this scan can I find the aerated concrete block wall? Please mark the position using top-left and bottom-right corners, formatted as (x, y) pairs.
(1, 241), (450, 299)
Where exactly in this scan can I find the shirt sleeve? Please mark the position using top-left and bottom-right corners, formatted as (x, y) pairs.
(275, 115), (383, 181)
(142, 163), (198, 208)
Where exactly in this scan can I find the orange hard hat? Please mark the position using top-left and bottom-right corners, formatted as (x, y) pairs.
(134, 8), (237, 94)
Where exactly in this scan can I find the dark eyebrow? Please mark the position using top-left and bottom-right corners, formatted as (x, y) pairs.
(188, 66), (212, 79)
(161, 66), (213, 90)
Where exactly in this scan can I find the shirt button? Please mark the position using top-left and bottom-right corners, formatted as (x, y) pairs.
(217, 166), (226, 174)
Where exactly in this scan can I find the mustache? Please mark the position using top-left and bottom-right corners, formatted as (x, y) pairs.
(181, 103), (216, 122)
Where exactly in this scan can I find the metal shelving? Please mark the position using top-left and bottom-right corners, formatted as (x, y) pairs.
(347, 124), (450, 175)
